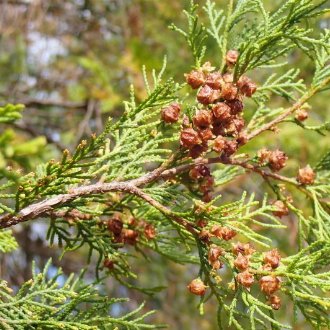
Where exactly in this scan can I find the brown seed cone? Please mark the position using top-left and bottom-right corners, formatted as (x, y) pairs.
(103, 258), (115, 270)
(180, 128), (202, 148)
(197, 85), (221, 104)
(226, 50), (239, 66)
(189, 165), (211, 180)
(205, 71), (223, 89)
(199, 229), (212, 243)
(189, 143), (207, 159)
(107, 218), (123, 236)
(196, 219), (208, 228)
(226, 99), (244, 115)
(257, 148), (271, 165)
(189, 167), (202, 180)
(161, 103), (181, 123)
(212, 102), (232, 121)
(237, 76), (257, 97)
(210, 225), (222, 238)
(295, 108), (308, 122)
(198, 128), (214, 141)
(193, 110), (212, 129)
(237, 132), (248, 146)
(233, 242), (256, 256)
(223, 73), (234, 83)
(185, 70), (205, 89)
(187, 278), (207, 296)
(221, 83), (238, 100)
(212, 123), (226, 137)
(210, 259), (223, 270)
(199, 176), (215, 193)
(272, 200), (289, 218)
(219, 226), (237, 240)
(234, 253), (250, 271)
(237, 270), (255, 288)
(208, 244), (224, 263)
(232, 116), (245, 133)
(122, 229), (139, 245)
(264, 249), (281, 269)
(213, 136), (226, 153)
(259, 276), (281, 295)
(202, 192), (213, 203)
(269, 295), (281, 310)
(297, 165), (315, 185)
(223, 140), (238, 156)
(144, 224), (156, 240)
(268, 150), (288, 172)
(221, 121), (238, 137)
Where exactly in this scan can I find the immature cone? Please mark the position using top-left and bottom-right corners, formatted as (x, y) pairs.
(144, 224), (156, 240)
(226, 50), (239, 66)
(185, 70), (205, 89)
(259, 276), (281, 295)
(237, 132), (248, 146)
(187, 278), (207, 296)
(202, 192), (213, 203)
(193, 110), (212, 129)
(223, 140), (238, 156)
(210, 259), (222, 270)
(180, 128), (201, 148)
(233, 242), (256, 256)
(269, 295), (281, 310)
(264, 249), (281, 269)
(199, 176), (215, 193)
(189, 165), (210, 180)
(219, 226), (237, 241)
(237, 270), (254, 288)
(161, 103), (181, 123)
(103, 258), (115, 270)
(189, 144), (207, 159)
(213, 136), (226, 153)
(122, 229), (138, 245)
(268, 150), (287, 172)
(232, 116), (245, 134)
(223, 73), (234, 83)
(221, 83), (238, 100)
(211, 225), (236, 240)
(208, 244), (224, 262)
(198, 128), (214, 142)
(197, 85), (221, 104)
(226, 99), (244, 115)
(272, 200), (289, 218)
(237, 76), (257, 97)
(196, 219), (208, 228)
(257, 148), (271, 165)
(212, 102), (232, 121)
(234, 253), (249, 271)
(210, 225), (222, 238)
(295, 108), (308, 121)
(297, 165), (315, 185)
(107, 218), (123, 235)
(205, 71), (223, 89)
(199, 229), (212, 243)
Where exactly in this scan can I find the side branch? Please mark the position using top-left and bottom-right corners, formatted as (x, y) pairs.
(246, 77), (330, 141)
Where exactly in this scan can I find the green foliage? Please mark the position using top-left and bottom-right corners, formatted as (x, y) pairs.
(169, 1), (207, 67)
(0, 260), (162, 329)
(0, 104), (24, 124)
(0, 0), (329, 329)
(315, 149), (330, 171)
(0, 230), (17, 253)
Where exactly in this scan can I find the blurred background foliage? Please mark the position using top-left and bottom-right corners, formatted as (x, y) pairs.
(0, 0), (329, 329)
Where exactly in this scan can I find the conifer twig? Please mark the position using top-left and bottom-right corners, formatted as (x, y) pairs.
(246, 76), (330, 141)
